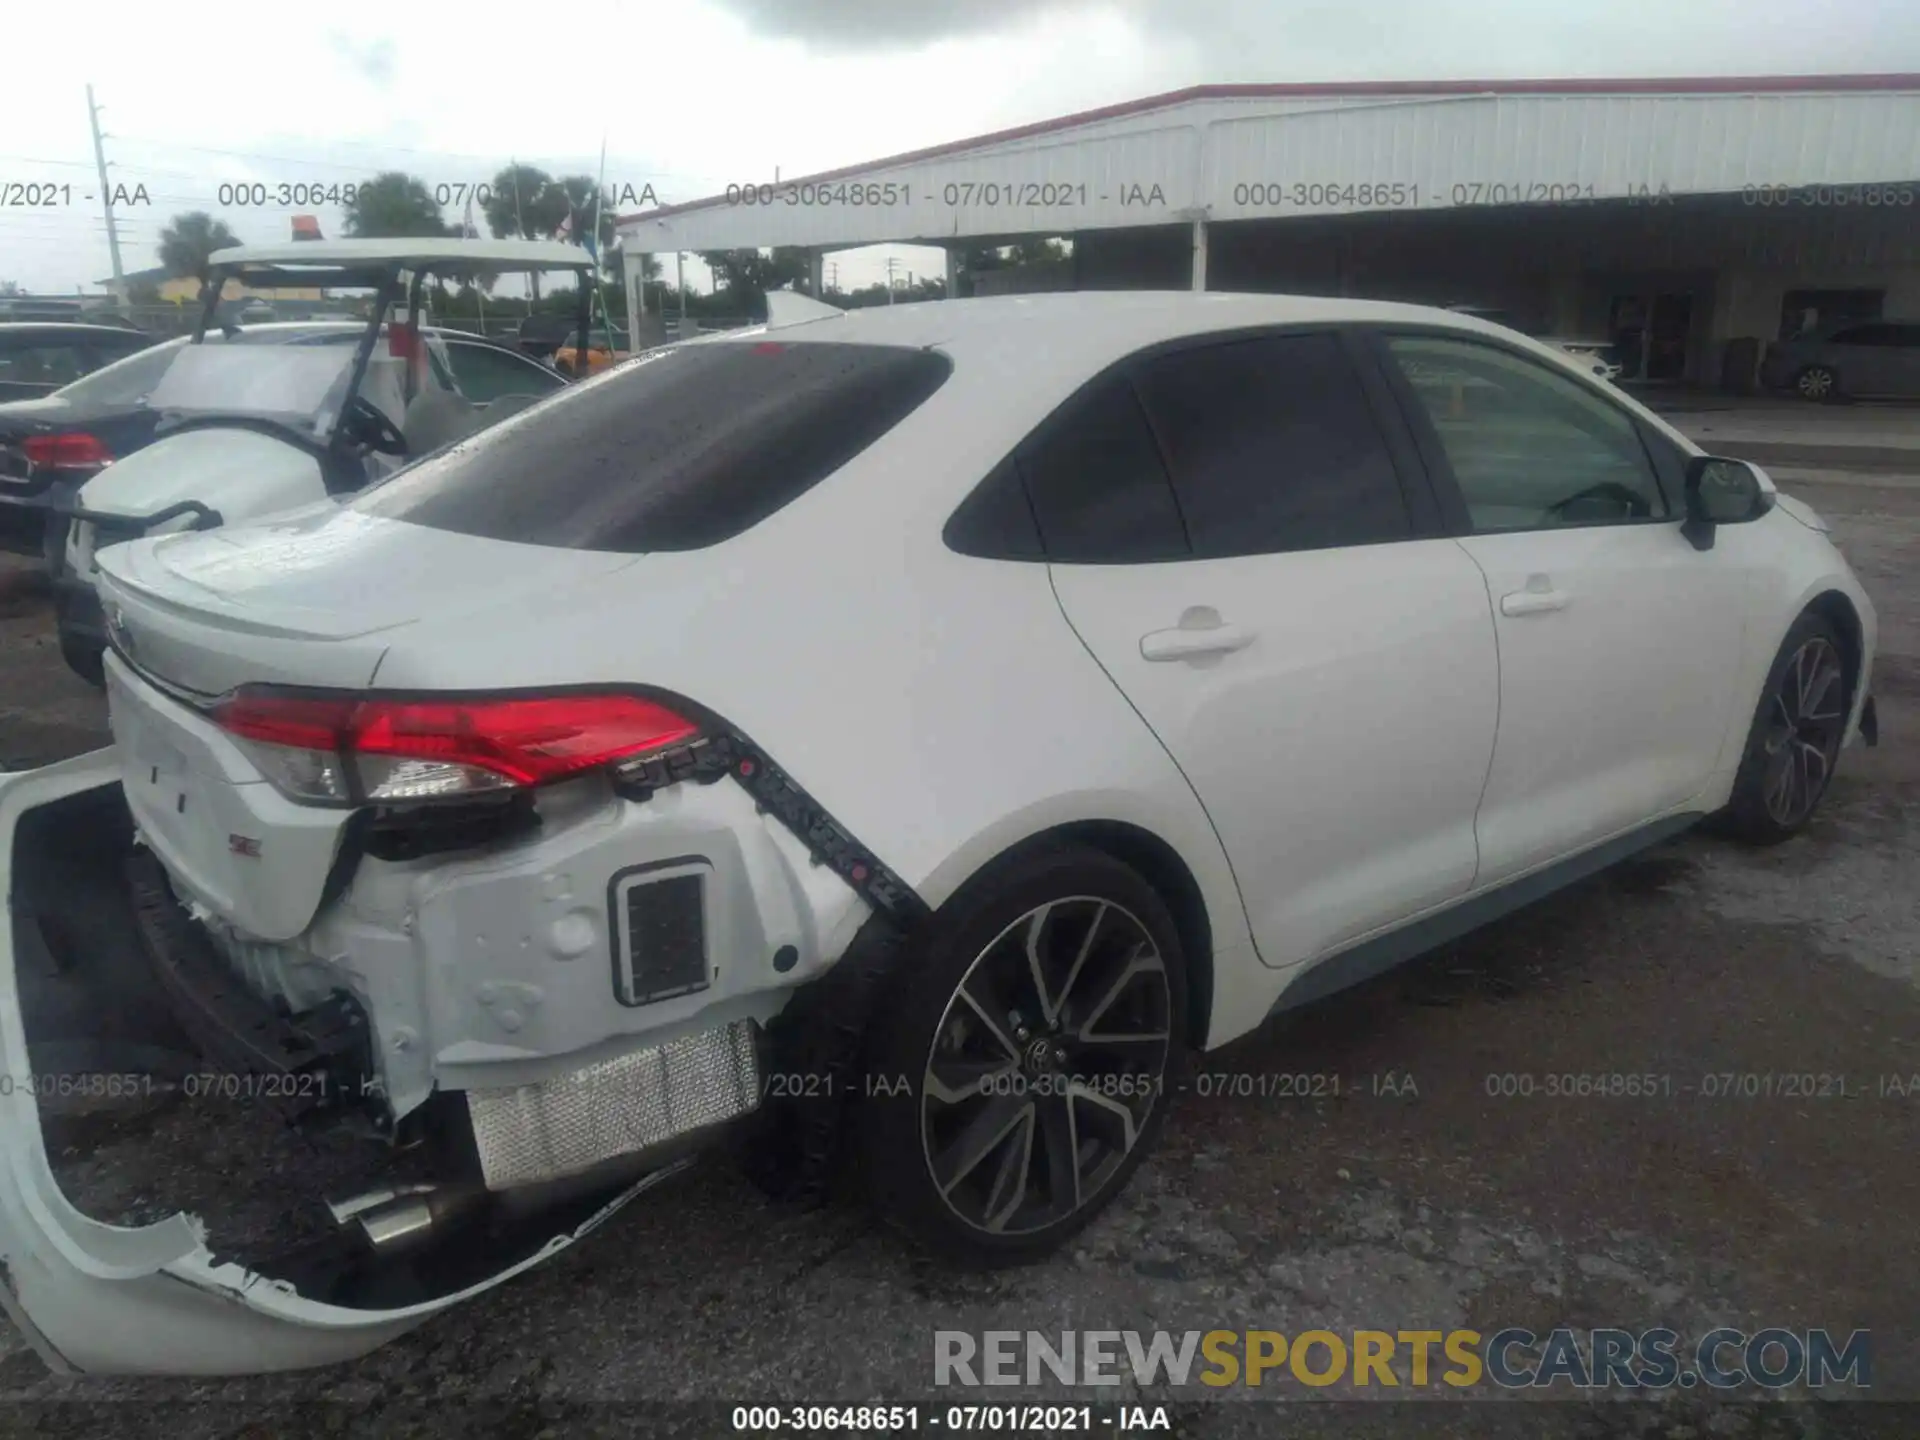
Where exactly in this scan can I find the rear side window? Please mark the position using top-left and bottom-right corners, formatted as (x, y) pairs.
(1016, 375), (1188, 563)
(0, 343), (93, 388)
(944, 457), (1044, 559)
(1131, 334), (1410, 556)
(353, 341), (953, 551)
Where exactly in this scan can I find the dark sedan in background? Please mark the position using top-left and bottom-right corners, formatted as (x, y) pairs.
(0, 322), (155, 402)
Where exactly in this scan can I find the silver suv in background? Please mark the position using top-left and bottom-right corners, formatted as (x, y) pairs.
(1761, 319), (1920, 401)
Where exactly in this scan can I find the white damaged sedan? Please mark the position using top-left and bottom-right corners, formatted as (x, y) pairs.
(0, 292), (1878, 1374)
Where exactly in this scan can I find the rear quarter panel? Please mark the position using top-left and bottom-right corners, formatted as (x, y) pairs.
(367, 337), (1259, 1031)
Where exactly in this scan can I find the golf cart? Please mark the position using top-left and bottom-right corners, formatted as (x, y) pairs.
(49, 238), (597, 684)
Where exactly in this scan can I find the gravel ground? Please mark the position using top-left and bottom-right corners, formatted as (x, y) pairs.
(1, 449), (1917, 1439)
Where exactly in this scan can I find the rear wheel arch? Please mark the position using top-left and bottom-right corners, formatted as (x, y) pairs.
(741, 819), (1215, 1210)
(953, 820), (1216, 1053)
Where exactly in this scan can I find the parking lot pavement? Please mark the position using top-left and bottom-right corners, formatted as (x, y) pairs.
(0, 555), (109, 769)
(1642, 392), (1920, 474)
(1, 456), (1917, 1437)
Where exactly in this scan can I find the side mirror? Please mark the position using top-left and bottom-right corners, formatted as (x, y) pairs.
(1681, 455), (1775, 551)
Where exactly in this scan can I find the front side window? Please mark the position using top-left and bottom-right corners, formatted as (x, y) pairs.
(1385, 335), (1669, 531)
(1130, 333), (1410, 557)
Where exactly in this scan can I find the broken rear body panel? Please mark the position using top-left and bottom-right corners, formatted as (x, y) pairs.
(0, 715), (870, 1374)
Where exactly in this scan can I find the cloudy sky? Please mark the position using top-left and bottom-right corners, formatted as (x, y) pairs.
(3, 0), (1916, 298)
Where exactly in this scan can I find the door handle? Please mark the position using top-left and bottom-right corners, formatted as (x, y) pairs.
(1500, 589), (1570, 616)
(1140, 623), (1256, 661)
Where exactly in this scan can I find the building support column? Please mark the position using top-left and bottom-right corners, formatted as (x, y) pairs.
(808, 249), (825, 298)
(1547, 272), (1582, 336)
(945, 245), (961, 299)
(1191, 218), (1209, 292)
(624, 248), (646, 332)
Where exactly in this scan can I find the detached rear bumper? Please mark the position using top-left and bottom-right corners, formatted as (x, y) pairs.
(0, 752), (691, 1376)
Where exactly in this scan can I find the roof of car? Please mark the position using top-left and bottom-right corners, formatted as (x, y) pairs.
(208, 238), (595, 271)
(704, 290), (1533, 362)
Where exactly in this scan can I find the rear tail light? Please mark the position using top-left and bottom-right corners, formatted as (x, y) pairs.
(210, 688), (701, 805)
(23, 432), (113, 470)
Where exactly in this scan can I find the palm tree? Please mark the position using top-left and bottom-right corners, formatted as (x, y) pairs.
(342, 171), (451, 238)
(158, 211), (240, 285)
(483, 164), (565, 300)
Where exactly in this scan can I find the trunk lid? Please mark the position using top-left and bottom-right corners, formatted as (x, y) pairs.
(96, 506), (642, 697)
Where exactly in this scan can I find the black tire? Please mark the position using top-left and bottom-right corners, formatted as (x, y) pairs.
(1714, 612), (1850, 845)
(854, 843), (1187, 1266)
(59, 631), (106, 688)
(1794, 365), (1840, 403)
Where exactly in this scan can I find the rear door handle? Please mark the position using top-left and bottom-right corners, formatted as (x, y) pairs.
(1140, 623), (1256, 661)
(1500, 589), (1570, 616)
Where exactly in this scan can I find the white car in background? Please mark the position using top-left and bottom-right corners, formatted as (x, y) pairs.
(1545, 337), (1625, 382)
(0, 291), (1879, 1375)
(48, 239), (598, 685)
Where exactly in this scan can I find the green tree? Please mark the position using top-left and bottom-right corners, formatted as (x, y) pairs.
(158, 211), (240, 284)
(696, 246), (811, 311)
(342, 171), (450, 238)
(482, 164), (569, 297)
(482, 164), (556, 240)
(953, 238), (1068, 296)
(551, 174), (619, 257)
(1009, 237), (1068, 265)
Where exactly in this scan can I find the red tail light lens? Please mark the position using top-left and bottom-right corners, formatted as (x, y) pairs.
(211, 689), (701, 804)
(24, 432), (113, 470)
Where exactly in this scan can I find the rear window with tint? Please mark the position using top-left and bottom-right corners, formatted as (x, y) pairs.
(352, 341), (953, 551)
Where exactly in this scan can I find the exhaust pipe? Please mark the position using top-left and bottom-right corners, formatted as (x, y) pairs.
(328, 1183), (487, 1256)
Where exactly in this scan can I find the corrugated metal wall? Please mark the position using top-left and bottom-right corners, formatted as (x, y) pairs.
(618, 88), (1920, 254)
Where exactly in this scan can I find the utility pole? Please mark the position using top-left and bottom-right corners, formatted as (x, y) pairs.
(86, 84), (126, 308)
(885, 256), (899, 305)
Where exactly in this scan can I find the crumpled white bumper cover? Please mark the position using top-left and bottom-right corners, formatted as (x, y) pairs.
(0, 750), (660, 1377)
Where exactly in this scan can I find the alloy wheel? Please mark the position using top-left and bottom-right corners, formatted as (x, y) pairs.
(920, 897), (1172, 1238)
(1760, 636), (1846, 826)
(1797, 367), (1835, 400)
